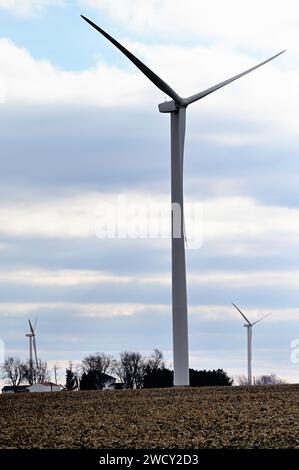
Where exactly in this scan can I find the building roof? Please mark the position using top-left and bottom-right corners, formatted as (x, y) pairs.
(2, 385), (29, 392)
(100, 373), (116, 382)
(2, 383), (62, 393)
(29, 382), (61, 387)
(40, 382), (61, 386)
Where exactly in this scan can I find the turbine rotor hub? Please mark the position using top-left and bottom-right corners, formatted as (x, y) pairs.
(158, 98), (188, 113)
(180, 98), (189, 107)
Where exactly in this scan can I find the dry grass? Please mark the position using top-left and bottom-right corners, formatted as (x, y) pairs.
(0, 385), (298, 448)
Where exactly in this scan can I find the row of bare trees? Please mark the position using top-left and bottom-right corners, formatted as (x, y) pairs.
(1, 357), (50, 391)
(67, 350), (233, 390)
(113, 349), (165, 389)
(0, 350), (164, 391)
(236, 373), (286, 386)
(72, 349), (166, 390)
(2, 351), (285, 391)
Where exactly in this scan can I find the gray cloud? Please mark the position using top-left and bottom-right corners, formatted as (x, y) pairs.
(1, 102), (298, 381)
(1, 105), (298, 208)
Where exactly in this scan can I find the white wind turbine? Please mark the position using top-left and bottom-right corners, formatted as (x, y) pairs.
(26, 318), (38, 381)
(81, 14), (284, 386)
(232, 303), (271, 385)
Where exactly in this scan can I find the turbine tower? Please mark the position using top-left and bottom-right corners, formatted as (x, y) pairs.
(26, 318), (38, 381)
(81, 14), (284, 386)
(232, 303), (271, 385)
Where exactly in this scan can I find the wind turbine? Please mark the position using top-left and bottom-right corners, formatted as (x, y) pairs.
(232, 303), (271, 385)
(81, 14), (284, 386)
(25, 318), (38, 382)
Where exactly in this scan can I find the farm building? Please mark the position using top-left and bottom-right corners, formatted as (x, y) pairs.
(2, 385), (29, 394)
(79, 371), (122, 390)
(28, 382), (62, 392)
(102, 374), (117, 389)
(2, 382), (62, 393)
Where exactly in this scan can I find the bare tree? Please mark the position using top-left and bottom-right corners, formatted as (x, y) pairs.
(146, 349), (165, 373)
(254, 373), (286, 385)
(236, 373), (286, 386)
(82, 352), (112, 375)
(235, 374), (249, 386)
(36, 359), (50, 383)
(81, 353), (113, 389)
(21, 361), (34, 385)
(1, 357), (23, 391)
(22, 359), (50, 385)
(113, 351), (146, 389)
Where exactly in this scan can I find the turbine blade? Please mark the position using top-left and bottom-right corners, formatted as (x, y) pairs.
(186, 50), (285, 105)
(29, 319), (34, 334)
(252, 312), (271, 326)
(81, 15), (182, 104)
(232, 303), (251, 325)
(33, 336), (38, 368)
(33, 316), (37, 332)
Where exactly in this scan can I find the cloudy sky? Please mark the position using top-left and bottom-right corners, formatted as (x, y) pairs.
(0, 0), (299, 385)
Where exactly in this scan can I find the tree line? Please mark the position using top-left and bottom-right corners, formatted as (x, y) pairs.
(65, 349), (233, 390)
(1, 349), (285, 391)
(1, 357), (50, 391)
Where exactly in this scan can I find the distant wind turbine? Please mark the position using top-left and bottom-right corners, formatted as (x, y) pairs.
(81, 14), (284, 386)
(232, 303), (271, 385)
(26, 318), (38, 381)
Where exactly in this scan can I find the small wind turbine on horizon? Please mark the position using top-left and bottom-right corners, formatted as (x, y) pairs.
(81, 14), (284, 386)
(26, 318), (38, 381)
(232, 303), (271, 385)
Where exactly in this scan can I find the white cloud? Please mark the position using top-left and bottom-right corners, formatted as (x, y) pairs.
(0, 300), (298, 321)
(0, 38), (151, 107)
(189, 305), (299, 322)
(0, 269), (134, 286)
(80, 0), (299, 52)
(0, 37), (295, 135)
(202, 196), (299, 245)
(0, 191), (98, 238)
(0, 301), (169, 318)
(2, 267), (299, 291)
(0, 192), (299, 257)
(0, 0), (64, 16)
(0, 268), (167, 287)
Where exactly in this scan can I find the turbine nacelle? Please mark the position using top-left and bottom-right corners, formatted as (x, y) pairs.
(159, 98), (189, 113)
(159, 100), (179, 113)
